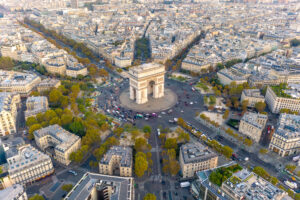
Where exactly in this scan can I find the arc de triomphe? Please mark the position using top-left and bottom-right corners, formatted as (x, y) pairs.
(128, 63), (165, 104)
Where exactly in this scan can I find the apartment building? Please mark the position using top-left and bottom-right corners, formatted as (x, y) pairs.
(240, 89), (265, 107)
(65, 172), (134, 200)
(99, 146), (132, 177)
(25, 96), (48, 119)
(221, 169), (288, 200)
(66, 65), (88, 78)
(34, 125), (81, 166)
(217, 68), (248, 85)
(269, 113), (300, 157)
(0, 92), (21, 136)
(0, 184), (28, 200)
(265, 85), (300, 114)
(191, 166), (289, 200)
(238, 112), (268, 143)
(179, 142), (218, 178)
(36, 78), (61, 92)
(6, 144), (54, 185)
(0, 70), (41, 97)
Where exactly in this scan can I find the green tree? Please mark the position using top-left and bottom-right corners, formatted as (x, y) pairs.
(144, 193), (157, 200)
(28, 124), (42, 140)
(259, 148), (268, 154)
(61, 184), (73, 192)
(253, 166), (270, 180)
(69, 118), (85, 136)
(255, 102), (266, 113)
(49, 89), (62, 105)
(61, 114), (73, 125)
(222, 146), (233, 158)
(241, 100), (249, 111)
(26, 116), (38, 127)
(285, 164), (297, 173)
(243, 138), (253, 146)
(29, 194), (45, 200)
(270, 176), (278, 185)
(164, 138), (178, 150)
(143, 125), (152, 134)
(134, 138), (148, 152)
(223, 110), (229, 120)
(135, 152), (148, 177)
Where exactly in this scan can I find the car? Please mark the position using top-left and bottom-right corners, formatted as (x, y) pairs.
(190, 102), (194, 105)
(68, 170), (77, 176)
(161, 111), (166, 114)
(169, 120), (175, 123)
(145, 117), (149, 120)
(181, 110), (184, 113)
(157, 128), (161, 136)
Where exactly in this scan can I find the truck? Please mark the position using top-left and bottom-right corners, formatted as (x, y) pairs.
(293, 155), (300, 162)
(284, 181), (297, 189)
(180, 182), (190, 188)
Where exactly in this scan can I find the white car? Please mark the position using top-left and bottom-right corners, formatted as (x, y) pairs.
(190, 102), (194, 105)
(157, 128), (161, 136)
(161, 112), (166, 114)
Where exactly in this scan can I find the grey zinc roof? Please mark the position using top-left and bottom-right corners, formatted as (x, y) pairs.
(65, 172), (133, 200)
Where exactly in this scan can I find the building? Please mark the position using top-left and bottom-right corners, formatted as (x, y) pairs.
(217, 68), (248, 85)
(0, 70), (41, 97)
(66, 65), (88, 78)
(0, 184), (28, 200)
(25, 96), (48, 119)
(6, 144), (54, 185)
(265, 85), (300, 114)
(70, 0), (78, 8)
(179, 142), (218, 178)
(129, 63), (165, 104)
(269, 113), (300, 157)
(65, 172), (134, 200)
(0, 92), (21, 136)
(238, 112), (268, 143)
(191, 165), (289, 200)
(240, 89), (265, 107)
(99, 146), (132, 177)
(34, 125), (81, 166)
(114, 56), (132, 68)
(36, 78), (61, 92)
(222, 169), (288, 200)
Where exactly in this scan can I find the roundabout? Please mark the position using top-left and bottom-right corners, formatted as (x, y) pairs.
(119, 88), (178, 113)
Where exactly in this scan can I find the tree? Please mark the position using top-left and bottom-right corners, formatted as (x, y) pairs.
(26, 116), (38, 127)
(255, 102), (266, 113)
(61, 114), (73, 125)
(222, 146), (233, 158)
(134, 138), (148, 152)
(143, 125), (151, 134)
(243, 138), (253, 146)
(29, 194), (45, 200)
(49, 89), (62, 105)
(28, 124), (42, 140)
(223, 110), (229, 119)
(164, 138), (178, 150)
(285, 164), (297, 173)
(99, 68), (109, 77)
(241, 100), (249, 111)
(144, 193), (157, 200)
(135, 152), (148, 177)
(69, 118), (85, 136)
(253, 166), (270, 180)
(259, 148), (268, 154)
(61, 184), (73, 192)
(270, 176), (278, 185)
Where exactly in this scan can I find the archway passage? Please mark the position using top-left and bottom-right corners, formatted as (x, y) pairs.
(148, 80), (155, 95)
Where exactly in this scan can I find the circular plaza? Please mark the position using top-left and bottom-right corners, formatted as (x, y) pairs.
(119, 88), (178, 113)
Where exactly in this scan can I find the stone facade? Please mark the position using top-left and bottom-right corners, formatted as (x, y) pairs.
(129, 63), (165, 104)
